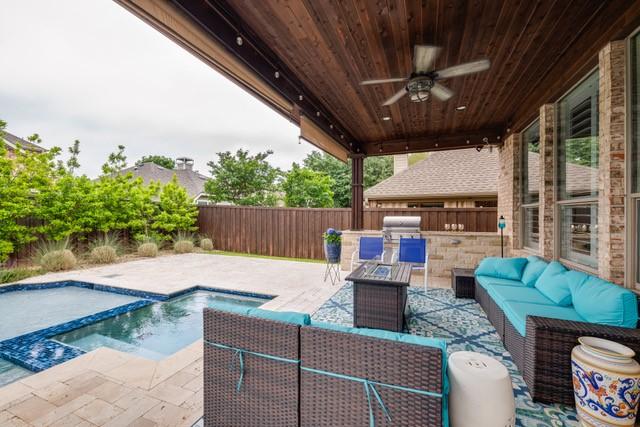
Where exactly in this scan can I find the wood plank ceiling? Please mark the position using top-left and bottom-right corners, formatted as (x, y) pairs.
(174, 0), (640, 155)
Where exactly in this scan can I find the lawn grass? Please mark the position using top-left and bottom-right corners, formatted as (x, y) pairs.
(207, 250), (324, 264)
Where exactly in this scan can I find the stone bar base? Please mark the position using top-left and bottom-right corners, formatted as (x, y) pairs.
(341, 230), (509, 277)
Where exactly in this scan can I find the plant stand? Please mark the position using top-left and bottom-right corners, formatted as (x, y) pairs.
(324, 261), (341, 285)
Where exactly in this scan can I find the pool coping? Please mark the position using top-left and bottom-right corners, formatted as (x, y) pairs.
(0, 280), (275, 373)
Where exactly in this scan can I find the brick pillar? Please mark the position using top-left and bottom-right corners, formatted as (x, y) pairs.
(497, 133), (521, 252)
(598, 41), (626, 285)
(539, 104), (555, 260)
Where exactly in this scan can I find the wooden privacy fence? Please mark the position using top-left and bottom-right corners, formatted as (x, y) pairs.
(197, 206), (497, 260)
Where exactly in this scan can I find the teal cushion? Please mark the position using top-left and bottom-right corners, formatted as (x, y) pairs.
(488, 285), (555, 308)
(521, 257), (549, 287)
(534, 261), (578, 306)
(207, 301), (253, 316)
(502, 301), (586, 336)
(249, 308), (310, 326)
(475, 257), (528, 281)
(209, 302), (311, 325)
(570, 276), (639, 328)
(475, 275), (527, 290)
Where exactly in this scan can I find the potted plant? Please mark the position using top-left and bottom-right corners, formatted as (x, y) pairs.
(323, 228), (342, 263)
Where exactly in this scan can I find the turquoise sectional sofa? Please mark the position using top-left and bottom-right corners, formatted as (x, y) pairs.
(474, 256), (640, 405)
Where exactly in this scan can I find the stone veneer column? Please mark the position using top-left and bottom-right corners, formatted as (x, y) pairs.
(497, 133), (521, 253)
(598, 40), (626, 285)
(539, 104), (555, 260)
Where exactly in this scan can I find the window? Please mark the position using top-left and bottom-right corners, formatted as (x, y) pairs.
(475, 200), (497, 208)
(631, 32), (640, 287)
(556, 71), (599, 268)
(408, 202), (444, 208)
(521, 120), (540, 251)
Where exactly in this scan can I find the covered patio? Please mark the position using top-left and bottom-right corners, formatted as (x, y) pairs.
(3, 1), (640, 426)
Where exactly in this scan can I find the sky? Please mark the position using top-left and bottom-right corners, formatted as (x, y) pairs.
(0, 0), (315, 178)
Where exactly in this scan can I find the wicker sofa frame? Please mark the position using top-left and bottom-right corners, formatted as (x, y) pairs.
(203, 308), (446, 426)
(475, 281), (640, 405)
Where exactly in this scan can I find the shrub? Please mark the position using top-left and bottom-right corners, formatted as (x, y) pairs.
(138, 242), (158, 257)
(90, 246), (117, 264)
(36, 240), (77, 271)
(0, 267), (41, 284)
(89, 233), (120, 264)
(174, 240), (194, 254)
(200, 237), (214, 251)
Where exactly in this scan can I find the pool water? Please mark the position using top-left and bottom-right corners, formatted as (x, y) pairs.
(0, 359), (31, 387)
(54, 291), (266, 360)
(0, 287), (141, 341)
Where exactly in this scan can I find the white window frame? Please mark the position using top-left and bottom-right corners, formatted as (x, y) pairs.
(554, 69), (600, 272)
(520, 119), (541, 253)
(626, 27), (640, 290)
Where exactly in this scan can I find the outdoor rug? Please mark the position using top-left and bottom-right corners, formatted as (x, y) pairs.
(312, 283), (579, 427)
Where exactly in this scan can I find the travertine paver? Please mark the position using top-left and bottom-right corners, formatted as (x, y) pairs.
(0, 343), (204, 427)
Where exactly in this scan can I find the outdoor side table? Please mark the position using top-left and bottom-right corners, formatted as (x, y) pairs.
(346, 261), (412, 332)
(451, 267), (475, 299)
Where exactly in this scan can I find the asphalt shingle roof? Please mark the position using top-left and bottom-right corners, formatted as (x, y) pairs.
(2, 131), (47, 153)
(364, 148), (499, 200)
(118, 162), (208, 199)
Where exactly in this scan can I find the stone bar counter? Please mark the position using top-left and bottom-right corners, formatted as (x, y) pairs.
(340, 230), (509, 278)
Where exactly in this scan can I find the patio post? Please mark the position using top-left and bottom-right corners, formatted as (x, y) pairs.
(350, 154), (364, 230)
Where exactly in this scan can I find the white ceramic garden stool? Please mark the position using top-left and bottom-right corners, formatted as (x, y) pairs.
(448, 351), (516, 427)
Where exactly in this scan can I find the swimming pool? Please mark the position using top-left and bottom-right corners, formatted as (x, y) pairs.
(0, 359), (31, 387)
(53, 290), (266, 360)
(0, 286), (141, 341)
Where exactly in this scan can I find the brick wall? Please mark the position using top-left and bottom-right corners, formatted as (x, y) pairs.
(341, 230), (507, 277)
(497, 134), (521, 251)
(598, 41), (626, 284)
(539, 104), (556, 260)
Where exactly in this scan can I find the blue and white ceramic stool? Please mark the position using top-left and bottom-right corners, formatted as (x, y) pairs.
(448, 351), (516, 427)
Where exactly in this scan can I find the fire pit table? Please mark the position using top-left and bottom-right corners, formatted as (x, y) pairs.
(346, 261), (412, 332)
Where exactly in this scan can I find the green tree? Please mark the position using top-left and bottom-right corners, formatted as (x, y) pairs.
(152, 175), (198, 238)
(0, 121), (60, 261)
(283, 164), (334, 208)
(136, 155), (175, 169)
(205, 149), (281, 206)
(302, 151), (393, 207)
(102, 144), (127, 175)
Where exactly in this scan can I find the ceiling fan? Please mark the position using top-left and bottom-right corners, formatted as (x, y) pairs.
(360, 45), (490, 106)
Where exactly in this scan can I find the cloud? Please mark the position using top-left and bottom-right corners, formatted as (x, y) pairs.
(0, 0), (316, 177)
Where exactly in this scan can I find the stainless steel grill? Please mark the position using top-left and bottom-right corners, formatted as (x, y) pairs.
(382, 216), (422, 242)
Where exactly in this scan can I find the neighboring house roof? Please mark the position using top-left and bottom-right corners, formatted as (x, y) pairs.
(118, 162), (209, 200)
(365, 148), (499, 200)
(1, 131), (47, 153)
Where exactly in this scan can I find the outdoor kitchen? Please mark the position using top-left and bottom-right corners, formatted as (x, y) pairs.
(340, 215), (508, 278)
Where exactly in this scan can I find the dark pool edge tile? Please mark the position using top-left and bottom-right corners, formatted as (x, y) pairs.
(0, 299), (154, 372)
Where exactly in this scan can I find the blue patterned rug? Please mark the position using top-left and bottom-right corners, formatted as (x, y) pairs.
(311, 284), (579, 427)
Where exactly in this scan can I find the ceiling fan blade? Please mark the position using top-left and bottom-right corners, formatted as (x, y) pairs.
(436, 59), (490, 79)
(431, 82), (454, 101)
(414, 45), (440, 73)
(360, 77), (407, 85)
(382, 88), (407, 106)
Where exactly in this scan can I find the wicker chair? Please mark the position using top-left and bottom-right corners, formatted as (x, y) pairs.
(475, 279), (640, 405)
(203, 308), (301, 427)
(299, 325), (446, 427)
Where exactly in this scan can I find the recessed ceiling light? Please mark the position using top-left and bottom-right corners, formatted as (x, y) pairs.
(382, 116), (391, 121)
(456, 105), (467, 111)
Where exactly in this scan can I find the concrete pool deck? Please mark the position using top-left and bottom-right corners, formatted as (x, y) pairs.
(12, 253), (344, 314)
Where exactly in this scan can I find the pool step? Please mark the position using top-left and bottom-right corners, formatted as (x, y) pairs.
(63, 334), (166, 360)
